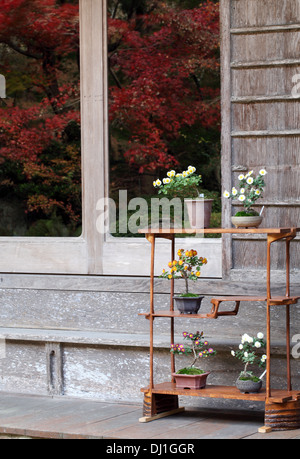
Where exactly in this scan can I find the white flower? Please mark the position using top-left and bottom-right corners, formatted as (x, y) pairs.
(155, 179), (162, 186)
(255, 189), (261, 195)
(188, 166), (196, 173)
(231, 350), (235, 357)
(240, 188), (245, 194)
(244, 352), (249, 358)
(239, 344), (243, 350)
(153, 181), (157, 187)
(223, 191), (230, 198)
(238, 174), (245, 181)
(232, 187), (238, 196)
(246, 177), (254, 185)
(246, 170), (253, 177)
(238, 194), (246, 202)
(255, 341), (261, 348)
(163, 178), (171, 184)
(167, 170), (176, 178)
(261, 355), (267, 362)
(259, 169), (267, 176)
(242, 334), (253, 344)
(257, 332), (264, 339)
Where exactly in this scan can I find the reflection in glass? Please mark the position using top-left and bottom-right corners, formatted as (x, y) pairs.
(0, 0), (81, 236)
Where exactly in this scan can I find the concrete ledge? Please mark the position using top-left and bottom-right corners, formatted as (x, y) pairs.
(0, 327), (290, 355)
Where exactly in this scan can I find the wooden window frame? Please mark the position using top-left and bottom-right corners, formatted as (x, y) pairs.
(0, 0), (224, 277)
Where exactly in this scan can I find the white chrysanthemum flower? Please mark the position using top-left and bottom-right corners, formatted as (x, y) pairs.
(255, 189), (261, 195)
(232, 187), (238, 196)
(259, 169), (267, 176)
(238, 194), (246, 202)
(244, 352), (249, 358)
(223, 191), (230, 198)
(155, 179), (162, 186)
(238, 174), (245, 180)
(167, 170), (176, 178)
(257, 332), (264, 339)
(231, 350), (235, 357)
(239, 344), (243, 350)
(247, 177), (254, 185)
(255, 341), (261, 348)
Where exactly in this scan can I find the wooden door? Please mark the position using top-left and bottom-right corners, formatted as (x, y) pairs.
(221, 0), (300, 276)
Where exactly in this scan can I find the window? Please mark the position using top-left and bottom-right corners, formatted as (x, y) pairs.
(0, 0), (222, 277)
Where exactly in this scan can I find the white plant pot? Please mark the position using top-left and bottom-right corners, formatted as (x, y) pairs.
(231, 215), (263, 228)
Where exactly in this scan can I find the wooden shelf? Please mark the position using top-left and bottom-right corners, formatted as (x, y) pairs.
(139, 227), (300, 235)
(139, 296), (300, 320)
(139, 226), (300, 428)
(141, 382), (300, 404)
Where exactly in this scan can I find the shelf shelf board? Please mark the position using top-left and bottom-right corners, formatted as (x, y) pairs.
(141, 382), (300, 403)
(139, 295), (300, 320)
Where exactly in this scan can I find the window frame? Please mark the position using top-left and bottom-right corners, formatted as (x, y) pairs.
(0, 0), (223, 278)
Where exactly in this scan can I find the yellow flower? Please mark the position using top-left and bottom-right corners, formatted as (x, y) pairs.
(177, 250), (182, 257)
(162, 269), (166, 274)
(184, 265), (188, 270)
(172, 260), (177, 265)
(178, 260), (184, 265)
(196, 271), (201, 277)
(168, 262), (173, 268)
(185, 251), (190, 257)
(168, 274), (172, 279)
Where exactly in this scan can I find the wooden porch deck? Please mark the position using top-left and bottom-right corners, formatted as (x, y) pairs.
(0, 392), (300, 439)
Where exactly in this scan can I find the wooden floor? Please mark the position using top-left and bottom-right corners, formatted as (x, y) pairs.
(0, 393), (300, 439)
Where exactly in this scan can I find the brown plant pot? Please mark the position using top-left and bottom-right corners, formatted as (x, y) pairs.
(185, 199), (213, 229)
(172, 371), (210, 390)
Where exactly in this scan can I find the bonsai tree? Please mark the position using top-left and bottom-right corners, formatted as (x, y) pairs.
(223, 169), (267, 216)
(160, 248), (208, 297)
(231, 332), (267, 382)
(171, 331), (216, 375)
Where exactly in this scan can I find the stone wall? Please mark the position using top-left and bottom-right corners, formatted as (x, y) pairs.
(0, 274), (299, 410)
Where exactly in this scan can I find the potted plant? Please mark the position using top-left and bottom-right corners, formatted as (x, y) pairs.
(223, 169), (267, 228)
(231, 332), (267, 394)
(160, 248), (208, 314)
(153, 166), (213, 228)
(171, 331), (216, 389)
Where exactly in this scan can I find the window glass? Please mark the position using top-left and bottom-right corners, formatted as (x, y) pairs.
(0, 0), (81, 237)
(107, 0), (221, 237)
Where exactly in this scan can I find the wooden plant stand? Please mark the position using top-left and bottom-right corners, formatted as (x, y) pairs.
(138, 227), (300, 431)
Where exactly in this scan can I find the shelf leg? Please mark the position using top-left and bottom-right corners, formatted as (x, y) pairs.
(170, 235), (175, 379)
(286, 304), (292, 392)
(140, 390), (183, 423)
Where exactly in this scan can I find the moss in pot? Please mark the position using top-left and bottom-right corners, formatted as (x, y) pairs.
(171, 331), (216, 389)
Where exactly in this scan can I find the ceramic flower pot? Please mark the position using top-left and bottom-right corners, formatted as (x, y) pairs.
(236, 378), (262, 394)
(185, 199), (213, 229)
(173, 295), (204, 314)
(172, 371), (210, 390)
(231, 215), (263, 228)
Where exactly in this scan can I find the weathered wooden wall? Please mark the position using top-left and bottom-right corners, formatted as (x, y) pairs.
(222, 0), (300, 273)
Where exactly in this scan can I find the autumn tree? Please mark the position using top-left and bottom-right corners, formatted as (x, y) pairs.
(0, 0), (81, 235)
(108, 0), (220, 192)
